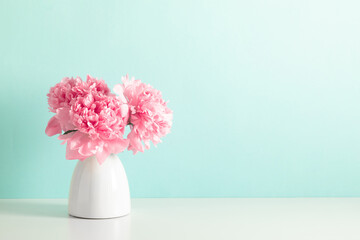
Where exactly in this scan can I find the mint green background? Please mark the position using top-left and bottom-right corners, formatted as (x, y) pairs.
(1, 0), (360, 198)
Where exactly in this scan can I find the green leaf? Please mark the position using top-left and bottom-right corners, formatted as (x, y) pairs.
(63, 130), (77, 135)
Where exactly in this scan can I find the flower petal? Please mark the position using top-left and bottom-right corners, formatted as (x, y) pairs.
(95, 148), (109, 165)
(45, 116), (62, 136)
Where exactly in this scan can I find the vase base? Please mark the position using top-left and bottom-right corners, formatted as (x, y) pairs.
(68, 212), (130, 219)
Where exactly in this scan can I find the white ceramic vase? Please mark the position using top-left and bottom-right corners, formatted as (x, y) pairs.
(68, 154), (131, 219)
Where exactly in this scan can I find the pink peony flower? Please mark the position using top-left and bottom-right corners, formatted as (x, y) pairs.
(70, 91), (129, 140)
(114, 75), (173, 154)
(46, 75), (129, 164)
(46, 75), (113, 135)
(47, 75), (111, 113)
(65, 93), (129, 164)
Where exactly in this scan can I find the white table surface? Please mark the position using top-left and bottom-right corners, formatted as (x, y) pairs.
(0, 198), (360, 240)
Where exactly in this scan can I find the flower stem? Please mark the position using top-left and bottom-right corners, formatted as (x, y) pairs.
(63, 130), (77, 135)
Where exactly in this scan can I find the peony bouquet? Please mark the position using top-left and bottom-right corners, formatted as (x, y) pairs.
(45, 75), (173, 164)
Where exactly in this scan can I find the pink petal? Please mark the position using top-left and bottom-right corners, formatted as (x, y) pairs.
(66, 142), (87, 160)
(106, 138), (129, 154)
(56, 108), (74, 132)
(95, 149), (109, 165)
(113, 84), (127, 103)
(120, 104), (129, 118)
(127, 131), (144, 154)
(57, 131), (76, 144)
(45, 116), (62, 136)
(79, 137), (99, 156)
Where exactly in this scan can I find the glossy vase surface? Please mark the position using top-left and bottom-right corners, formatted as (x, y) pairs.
(68, 154), (130, 218)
